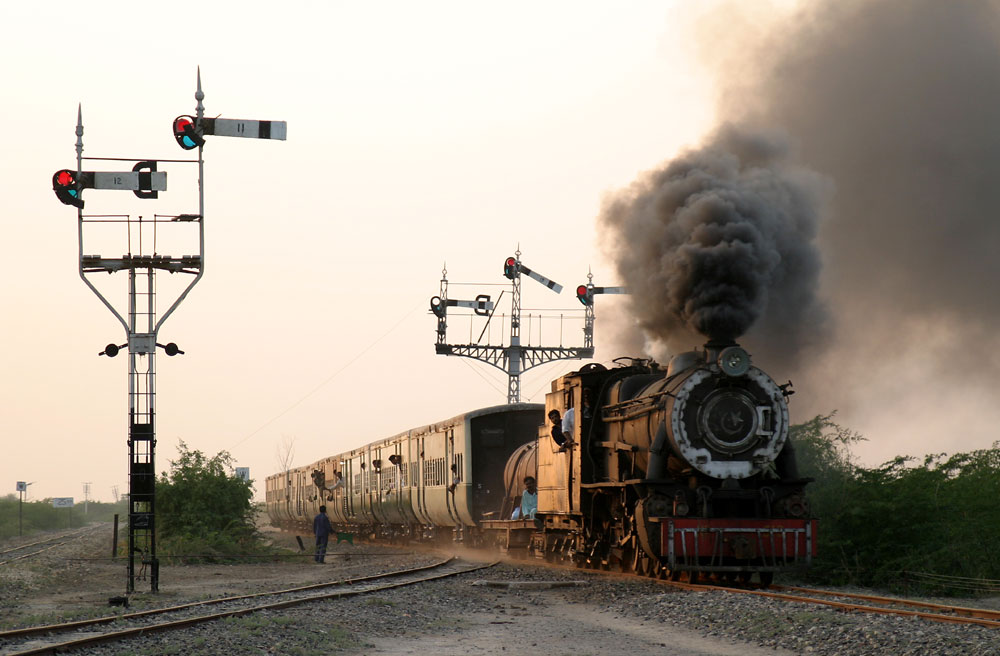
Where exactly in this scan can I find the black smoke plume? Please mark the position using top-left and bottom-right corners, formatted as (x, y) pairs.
(599, 124), (828, 365)
(601, 0), (1000, 460)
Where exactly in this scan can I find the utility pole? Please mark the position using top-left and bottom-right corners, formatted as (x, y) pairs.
(15, 481), (31, 537)
(432, 249), (593, 403)
(52, 69), (285, 595)
(82, 482), (91, 515)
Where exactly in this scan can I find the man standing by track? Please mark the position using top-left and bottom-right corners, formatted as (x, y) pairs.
(313, 505), (333, 563)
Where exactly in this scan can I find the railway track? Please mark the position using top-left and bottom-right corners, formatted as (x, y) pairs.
(0, 557), (496, 656)
(669, 579), (1000, 629)
(0, 527), (105, 567)
(507, 548), (1000, 630)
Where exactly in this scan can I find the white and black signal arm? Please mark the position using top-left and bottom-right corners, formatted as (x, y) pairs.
(430, 294), (494, 318)
(503, 256), (562, 293)
(576, 283), (628, 306)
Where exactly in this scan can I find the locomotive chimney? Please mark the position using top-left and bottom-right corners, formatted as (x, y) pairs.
(703, 338), (738, 364)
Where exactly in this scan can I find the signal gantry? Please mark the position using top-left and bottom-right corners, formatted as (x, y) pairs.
(432, 250), (597, 403)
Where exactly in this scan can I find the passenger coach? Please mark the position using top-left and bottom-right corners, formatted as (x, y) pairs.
(266, 403), (543, 540)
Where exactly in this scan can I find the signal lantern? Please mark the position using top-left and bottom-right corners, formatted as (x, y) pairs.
(52, 169), (84, 208)
(576, 285), (593, 306)
(172, 115), (204, 150)
(101, 343), (120, 357)
(429, 296), (446, 318)
(503, 257), (518, 280)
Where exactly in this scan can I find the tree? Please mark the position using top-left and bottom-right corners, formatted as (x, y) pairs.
(275, 434), (296, 475)
(156, 441), (261, 559)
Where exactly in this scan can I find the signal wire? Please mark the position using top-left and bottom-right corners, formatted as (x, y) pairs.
(229, 301), (424, 450)
(523, 360), (570, 401)
(459, 358), (507, 397)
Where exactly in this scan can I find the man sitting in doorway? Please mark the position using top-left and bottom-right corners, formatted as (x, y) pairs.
(520, 476), (538, 520)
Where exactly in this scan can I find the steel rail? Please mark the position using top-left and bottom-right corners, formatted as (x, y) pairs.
(673, 581), (1000, 629)
(0, 527), (105, 566)
(0, 558), (498, 656)
(554, 554), (1000, 629)
(0, 557), (455, 640)
(769, 584), (1000, 622)
(0, 543), (65, 566)
(0, 527), (100, 557)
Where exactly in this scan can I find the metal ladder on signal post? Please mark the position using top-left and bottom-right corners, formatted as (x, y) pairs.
(52, 69), (285, 594)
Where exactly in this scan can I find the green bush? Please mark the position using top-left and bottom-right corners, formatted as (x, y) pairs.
(792, 414), (1000, 594)
(155, 441), (267, 562)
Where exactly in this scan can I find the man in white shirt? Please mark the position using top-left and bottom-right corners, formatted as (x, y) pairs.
(561, 406), (575, 444)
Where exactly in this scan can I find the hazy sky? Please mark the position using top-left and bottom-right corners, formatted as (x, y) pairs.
(3, 1), (996, 503)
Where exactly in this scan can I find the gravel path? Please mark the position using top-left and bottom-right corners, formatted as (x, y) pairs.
(1, 526), (998, 656)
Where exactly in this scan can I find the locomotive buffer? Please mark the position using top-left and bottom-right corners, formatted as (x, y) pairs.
(432, 250), (593, 403)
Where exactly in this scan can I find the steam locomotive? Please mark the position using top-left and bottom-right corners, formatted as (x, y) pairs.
(266, 341), (814, 584)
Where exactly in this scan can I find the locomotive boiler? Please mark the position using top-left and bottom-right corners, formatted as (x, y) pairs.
(501, 340), (814, 583)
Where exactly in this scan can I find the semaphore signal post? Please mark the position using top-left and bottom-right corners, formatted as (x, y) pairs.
(431, 249), (597, 403)
(574, 269), (628, 352)
(52, 69), (285, 595)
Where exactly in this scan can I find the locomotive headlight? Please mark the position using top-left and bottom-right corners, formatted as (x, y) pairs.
(673, 492), (690, 517)
(718, 346), (750, 377)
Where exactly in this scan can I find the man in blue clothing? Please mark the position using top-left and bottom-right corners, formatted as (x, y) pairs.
(313, 505), (333, 563)
(520, 476), (538, 519)
(521, 476), (543, 530)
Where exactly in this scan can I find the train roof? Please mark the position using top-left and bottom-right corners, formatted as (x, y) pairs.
(266, 403), (545, 481)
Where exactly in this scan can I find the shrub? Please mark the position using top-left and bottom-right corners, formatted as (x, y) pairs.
(155, 441), (266, 562)
(793, 414), (1000, 594)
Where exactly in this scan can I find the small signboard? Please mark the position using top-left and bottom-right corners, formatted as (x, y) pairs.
(208, 118), (287, 141)
(91, 171), (167, 192)
(16, 481), (26, 492)
(52, 497), (74, 508)
(235, 467), (250, 481)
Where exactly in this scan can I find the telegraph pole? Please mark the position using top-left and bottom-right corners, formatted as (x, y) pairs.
(52, 69), (285, 594)
(433, 249), (593, 403)
(16, 482), (30, 537)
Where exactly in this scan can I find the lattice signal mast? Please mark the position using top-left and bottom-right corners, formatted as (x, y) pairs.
(575, 269), (629, 350)
(433, 249), (594, 403)
(52, 69), (285, 594)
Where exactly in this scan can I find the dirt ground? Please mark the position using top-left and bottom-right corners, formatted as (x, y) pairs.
(0, 523), (795, 656)
(361, 588), (793, 656)
(0, 523), (405, 623)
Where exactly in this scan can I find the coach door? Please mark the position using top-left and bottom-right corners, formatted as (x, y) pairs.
(444, 428), (461, 526)
(371, 447), (387, 524)
(388, 445), (405, 521)
(343, 458), (354, 519)
(415, 436), (431, 524)
(295, 470), (303, 518)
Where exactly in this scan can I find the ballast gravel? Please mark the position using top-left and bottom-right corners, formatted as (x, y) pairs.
(2, 526), (998, 656)
(51, 560), (1000, 656)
